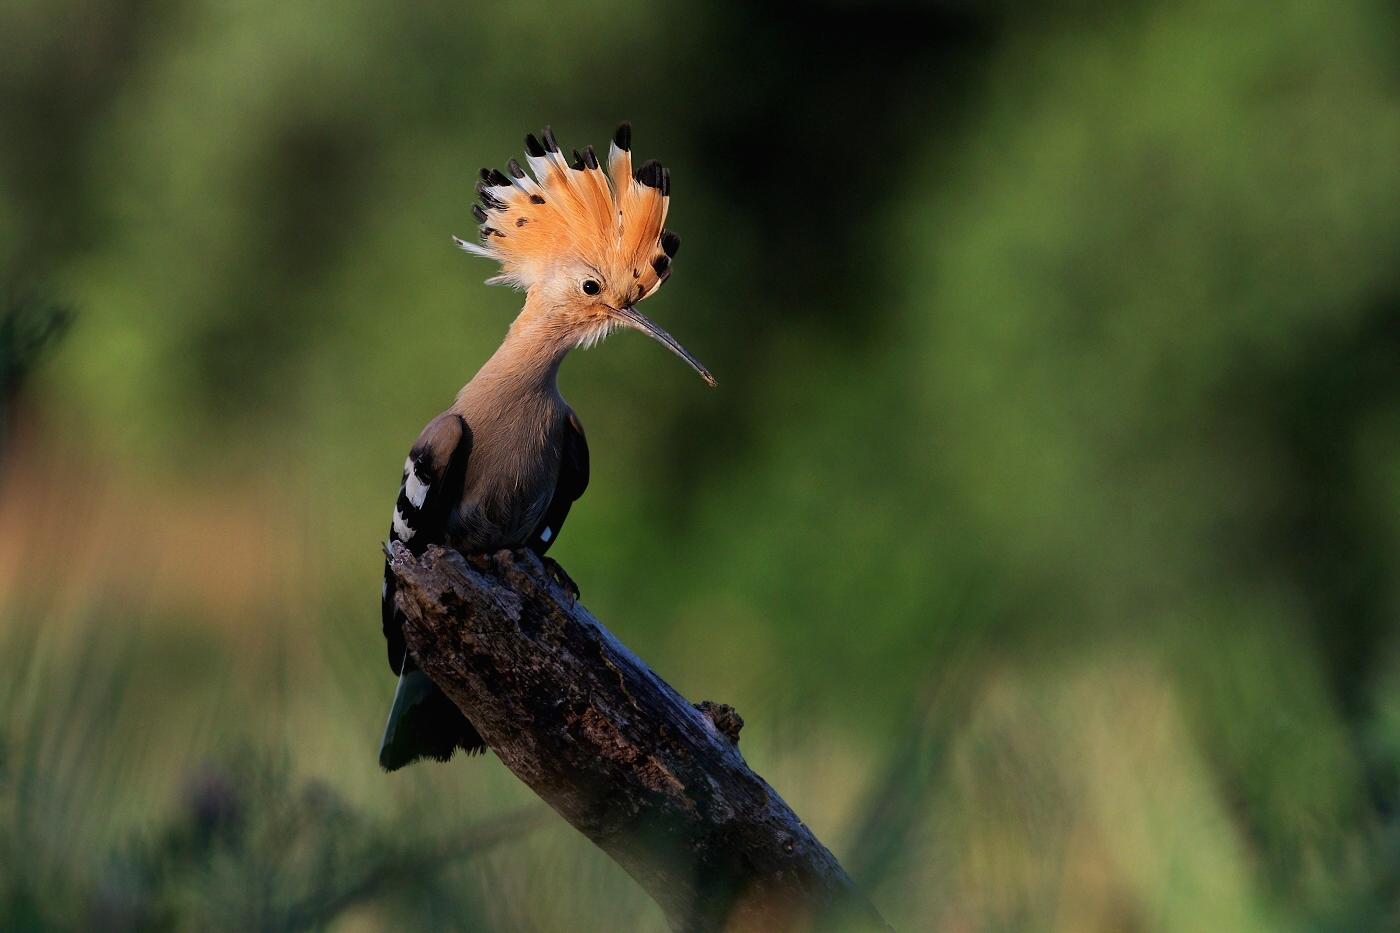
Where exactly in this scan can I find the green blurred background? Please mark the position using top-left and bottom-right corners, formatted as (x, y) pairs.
(3, 0), (1400, 929)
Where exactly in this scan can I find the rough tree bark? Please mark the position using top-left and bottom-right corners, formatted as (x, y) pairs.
(388, 543), (893, 933)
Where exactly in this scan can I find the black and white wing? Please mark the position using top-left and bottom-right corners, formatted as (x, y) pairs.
(527, 408), (589, 555)
(379, 411), (484, 770)
(382, 411), (472, 671)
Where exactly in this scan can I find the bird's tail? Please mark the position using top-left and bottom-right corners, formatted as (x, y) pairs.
(378, 654), (486, 771)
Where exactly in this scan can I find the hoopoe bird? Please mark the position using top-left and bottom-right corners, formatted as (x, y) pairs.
(379, 123), (714, 771)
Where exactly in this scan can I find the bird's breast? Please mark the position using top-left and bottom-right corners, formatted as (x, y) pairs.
(448, 404), (564, 553)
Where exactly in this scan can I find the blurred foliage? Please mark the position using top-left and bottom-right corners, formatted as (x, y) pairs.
(6, 0), (1400, 929)
(0, 613), (546, 933)
(0, 289), (72, 446)
(97, 750), (544, 932)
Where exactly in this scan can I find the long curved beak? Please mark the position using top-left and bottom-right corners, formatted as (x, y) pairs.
(611, 305), (717, 386)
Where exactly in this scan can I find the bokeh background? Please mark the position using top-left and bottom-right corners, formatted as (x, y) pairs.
(3, 0), (1400, 929)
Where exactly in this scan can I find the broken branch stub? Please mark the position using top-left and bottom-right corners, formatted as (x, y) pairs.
(388, 543), (891, 933)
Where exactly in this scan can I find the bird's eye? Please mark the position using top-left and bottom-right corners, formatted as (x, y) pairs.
(582, 280), (600, 296)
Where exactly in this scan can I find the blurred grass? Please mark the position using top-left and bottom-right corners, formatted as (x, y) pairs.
(6, 0), (1400, 929)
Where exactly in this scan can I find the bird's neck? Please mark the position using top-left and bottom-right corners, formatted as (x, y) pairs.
(466, 294), (574, 402)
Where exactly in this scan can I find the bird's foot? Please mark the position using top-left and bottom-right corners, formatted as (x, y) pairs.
(542, 556), (580, 603)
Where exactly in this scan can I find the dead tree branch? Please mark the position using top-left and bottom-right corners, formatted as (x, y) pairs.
(388, 543), (893, 933)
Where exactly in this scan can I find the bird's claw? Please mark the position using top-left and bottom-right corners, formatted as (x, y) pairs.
(542, 556), (580, 603)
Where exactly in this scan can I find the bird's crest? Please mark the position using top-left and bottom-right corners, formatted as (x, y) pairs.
(456, 123), (680, 302)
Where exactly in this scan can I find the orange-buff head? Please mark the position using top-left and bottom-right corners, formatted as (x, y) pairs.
(456, 123), (714, 386)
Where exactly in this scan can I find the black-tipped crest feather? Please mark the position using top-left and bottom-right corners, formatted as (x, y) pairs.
(635, 159), (665, 189)
(661, 230), (681, 257)
(476, 183), (506, 210)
